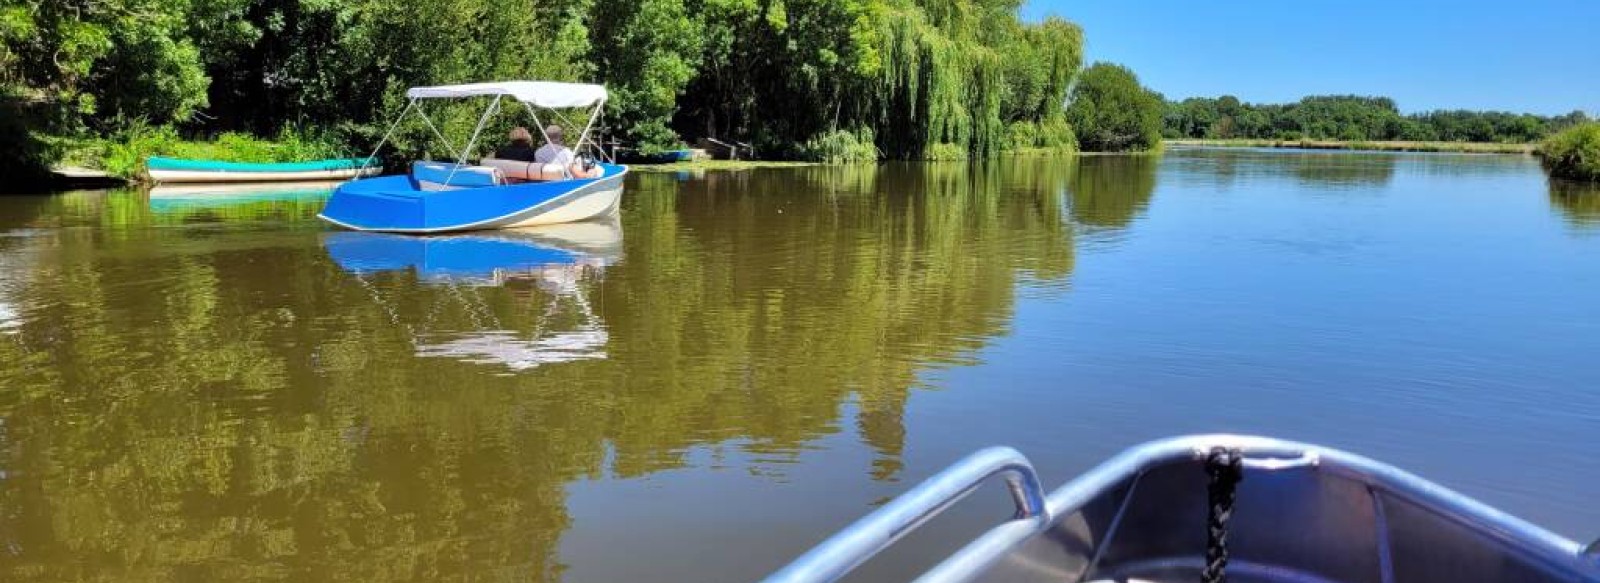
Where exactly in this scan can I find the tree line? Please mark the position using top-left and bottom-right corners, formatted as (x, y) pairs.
(0, 0), (1176, 180)
(1164, 94), (1593, 143)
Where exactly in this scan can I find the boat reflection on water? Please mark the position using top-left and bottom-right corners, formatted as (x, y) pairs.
(148, 181), (342, 208)
(147, 181), (343, 224)
(323, 218), (621, 371)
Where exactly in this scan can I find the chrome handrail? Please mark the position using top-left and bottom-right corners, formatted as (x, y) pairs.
(761, 447), (1050, 583)
(915, 435), (1597, 583)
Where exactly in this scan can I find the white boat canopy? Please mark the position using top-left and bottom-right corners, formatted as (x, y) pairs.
(406, 81), (608, 109)
(361, 80), (613, 180)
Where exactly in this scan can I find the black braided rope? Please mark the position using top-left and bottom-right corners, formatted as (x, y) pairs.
(1202, 447), (1244, 583)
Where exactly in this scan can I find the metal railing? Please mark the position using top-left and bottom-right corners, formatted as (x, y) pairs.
(761, 447), (1050, 583)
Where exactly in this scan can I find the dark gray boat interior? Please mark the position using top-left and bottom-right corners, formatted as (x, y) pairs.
(764, 436), (1600, 583)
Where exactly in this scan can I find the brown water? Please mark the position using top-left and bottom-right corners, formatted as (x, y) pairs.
(0, 151), (1596, 581)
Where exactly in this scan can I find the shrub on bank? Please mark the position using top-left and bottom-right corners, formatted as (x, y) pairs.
(923, 142), (969, 161)
(1539, 123), (1600, 182)
(800, 128), (880, 163)
(1005, 118), (1077, 154)
(1067, 62), (1165, 152)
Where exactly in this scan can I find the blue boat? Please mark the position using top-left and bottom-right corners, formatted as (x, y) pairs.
(319, 81), (628, 233)
(320, 162), (627, 233)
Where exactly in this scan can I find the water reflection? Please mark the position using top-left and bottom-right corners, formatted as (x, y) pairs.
(324, 221), (621, 371)
(1069, 156), (1159, 228)
(1165, 148), (1397, 189)
(1548, 178), (1600, 228)
(148, 181), (340, 218)
(4, 152), (1597, 581)
(0, 161), (1078, 581)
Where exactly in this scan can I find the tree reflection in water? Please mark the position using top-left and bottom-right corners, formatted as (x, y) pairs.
(0, 160), (1080, 581)
(1549, 178), (1600, 229)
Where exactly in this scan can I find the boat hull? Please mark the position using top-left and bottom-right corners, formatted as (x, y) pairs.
(318, 163), (628, 233)
(618, 149), (695, 164)
(146, 157), (381, 184)
(149, 167), (380, 184)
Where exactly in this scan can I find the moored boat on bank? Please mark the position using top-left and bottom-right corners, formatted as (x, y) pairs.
(146, 156), (379, 184)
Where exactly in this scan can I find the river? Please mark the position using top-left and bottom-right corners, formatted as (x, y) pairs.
(0, 148), (1596, 581)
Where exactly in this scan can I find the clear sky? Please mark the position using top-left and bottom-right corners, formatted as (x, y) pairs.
(1021, 1), (1600, 115)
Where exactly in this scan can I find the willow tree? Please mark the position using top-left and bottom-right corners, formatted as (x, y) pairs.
(654, 0), (1083, 159)
(844, 2), (1082, 159)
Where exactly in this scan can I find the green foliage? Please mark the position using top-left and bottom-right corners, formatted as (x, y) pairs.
(593, 0), (702, 152)
(4, 0), (1088, 166)
(669, 0), (1082, 160)
(924, 142), (969, 161)
(800, 128), (880, 162)
(1005, 117), (1077, 153)
(1539, 123), (1600, 182)
(0, 0), (211, 129)
(0, 88), (58, 188)
(1165, 95), (1585, 144)
(1066, 62), (1164, 152)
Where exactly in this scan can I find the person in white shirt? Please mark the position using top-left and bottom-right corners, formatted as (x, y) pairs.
(534, 125), (601, 179)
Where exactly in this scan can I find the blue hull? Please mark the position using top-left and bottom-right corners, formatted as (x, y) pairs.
(619, 149), (693, 164)
(324, 232), (586, 281)
(319, 163), (627, 233)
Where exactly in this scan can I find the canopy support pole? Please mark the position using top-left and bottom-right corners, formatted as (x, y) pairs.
(575, 100), (604, 160)
(445, 95), (502, 186)
(356, 98), (419, 178)
(414, 105), (462, 162)
(524, 102), (570, 179)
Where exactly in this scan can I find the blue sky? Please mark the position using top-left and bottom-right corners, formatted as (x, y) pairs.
(1021, 1), (1599, 115)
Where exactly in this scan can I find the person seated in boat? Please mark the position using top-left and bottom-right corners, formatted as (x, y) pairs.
(495, 127), (540, 162)
(484, 126), (597, 182)
(534, 125), (602, 179)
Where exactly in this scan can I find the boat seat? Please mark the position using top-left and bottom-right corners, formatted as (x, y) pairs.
(480, 157), (573, 182)
(412, 161), (504, 191)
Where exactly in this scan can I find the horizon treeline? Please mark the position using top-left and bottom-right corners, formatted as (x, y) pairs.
(1165, 95), (1593, 144)
(0, 0), (1102, 167)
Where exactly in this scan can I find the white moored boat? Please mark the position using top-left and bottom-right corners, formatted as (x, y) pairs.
(145, 157), (379, 184)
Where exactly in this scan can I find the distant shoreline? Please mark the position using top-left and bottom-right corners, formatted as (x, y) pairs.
(1167, 139), (1534, 155)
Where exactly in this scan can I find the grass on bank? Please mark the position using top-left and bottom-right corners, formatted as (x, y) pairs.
(1167, 138), (1535, 155)
(1538, 123), (1600, 182)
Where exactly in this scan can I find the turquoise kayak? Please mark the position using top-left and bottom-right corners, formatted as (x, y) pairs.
(146, 156), (381, 184)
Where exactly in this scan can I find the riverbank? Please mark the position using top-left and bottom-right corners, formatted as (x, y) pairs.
(1168, 138), (1535, 155)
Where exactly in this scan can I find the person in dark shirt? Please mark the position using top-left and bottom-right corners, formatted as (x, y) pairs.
(495, 127), (538, 162)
